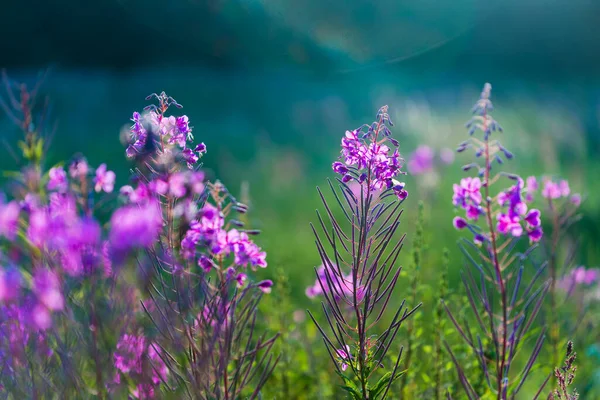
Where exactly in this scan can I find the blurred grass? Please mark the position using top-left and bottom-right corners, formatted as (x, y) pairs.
(1, 68), (598, 298)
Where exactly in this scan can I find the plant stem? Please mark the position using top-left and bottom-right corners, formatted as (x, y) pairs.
(483, 120), (507, 400)
(548, 199), (560, 368)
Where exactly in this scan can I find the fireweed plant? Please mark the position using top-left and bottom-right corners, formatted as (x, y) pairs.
(307, 106), (419, 399)
(446, 84), (553, 399)
(0, 86), (277, 398)
(115, 92), (279, 399)
(521, 176), (588, 368)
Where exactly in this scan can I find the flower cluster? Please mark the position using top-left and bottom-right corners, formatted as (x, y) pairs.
(0, 267), (64, 331)
(49, 163), (116, 194)
(109, 200), (163, 253)
(126, 92), (206, 168)
(407, 145), (454, 175)
(113, 334), (168, 398)
(452, 177), (483, 220)
(557, 266), (599, 291)
(496, 179), (543, 243)
(331, 106), (408, 200)
(523, 175), (582, 206)
(451, 84), (543, 244)
(446, 84), (553, 399)
(181, 201), (267, 273)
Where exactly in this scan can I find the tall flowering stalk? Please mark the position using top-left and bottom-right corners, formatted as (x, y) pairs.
(522, 175), (586, 369)
(308, 106), (419, 399)
(119, 92), (279, 398)
(446, 84), (550, 399)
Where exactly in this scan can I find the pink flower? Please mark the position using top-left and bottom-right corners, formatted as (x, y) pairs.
(114, 334), (146, 375)
(407, 145), (434, 175)
(0, 200), (20, 240)
(524, 176), (537, 202)
(94, 164), (116, 193)
(336, 345), (352, 371)
(109, 201), (163, 251)
(68, 157), (89, 178)
(32, 268), (64, 311)
(0, 267), (21, 302)
(497, 213), (523, 237)
(573, 267), (599, 285)
(541, 179), (562, 199)
(47, 167), (68, 192)
(558, 180), (570, 197)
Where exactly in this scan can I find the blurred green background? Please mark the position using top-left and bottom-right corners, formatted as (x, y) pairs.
(1, 0), (600, 396)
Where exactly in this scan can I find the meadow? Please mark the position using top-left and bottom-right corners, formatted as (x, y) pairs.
(0, 67), (598, 400)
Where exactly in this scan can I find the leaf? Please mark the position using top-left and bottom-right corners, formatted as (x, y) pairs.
(369, 372), (393, 399)
(341, 385), (363, 400)
(369, 370), (406, 399)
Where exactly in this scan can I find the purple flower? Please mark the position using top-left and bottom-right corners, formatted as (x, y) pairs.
(334, 118), (408, 199)
(497, 213), (523, 237)
(453, 216), (468, 230)
(453, 177), (482, 206)
(132, 384), (155, 399)
(148, 343), (168, 385)
(168, 173), (187, 198)
(524, 176), (537, 201)
(0, 200), (20, 239)
(573, 267), (599, 285)
(47, 167), (68, 192)
(336, 345), (352, 372)
(236, 272), (248, 288)
(68, 158), (89, 178)
(181, 148), (199, 167)
(570, 193), (582, 207)
(407, 145), (434, 175)
(524, 209), (541, 227)
(114, 334), (146, 375)
(148, 178), (169, 195)
(175, 115), (191, 135)
(32, 269), (64, 312)
(257, 280), (273, 293)
(94, 163), (116, 193)
(0, 267), (21, 302)
(198, 255), (213, 272)
(453, 177), (483, 221)
(558, 267), (599, 291)
(332, 161), (348, 175)
(31, 303), (53, 330)
(473, 233), (486, 245)
(194, 142), (207, 154)
(527, 226), (543, 243)
(558, 180), (570, 197)
(109, 201), (163, 252)
(541, 178), (570, 200)
(189, 171), (205, 194)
